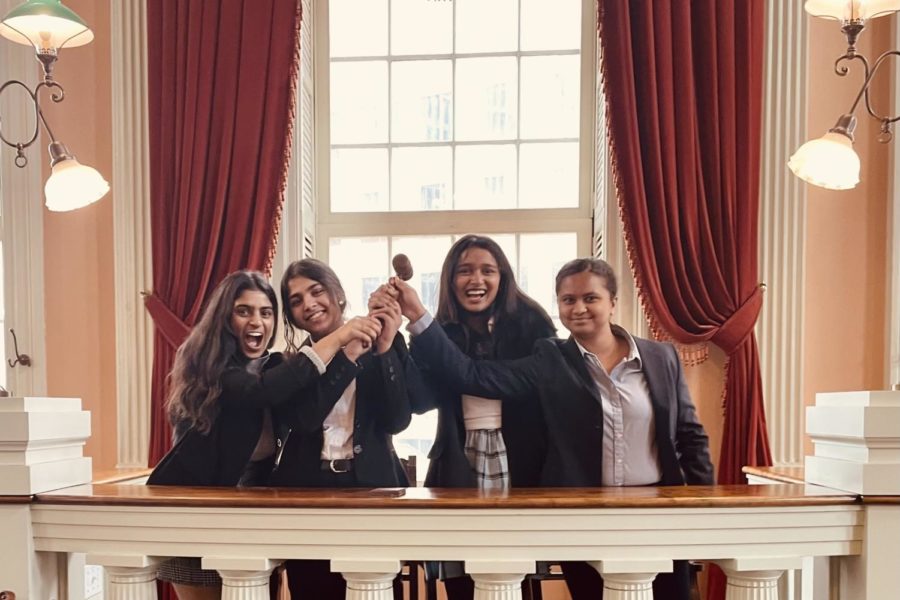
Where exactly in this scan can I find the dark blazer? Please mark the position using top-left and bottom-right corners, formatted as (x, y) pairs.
(413, 308), (555, 488)
(270, 335), (414, 488)
(409, 321), (714, 488)
(147, 352), (330, 487)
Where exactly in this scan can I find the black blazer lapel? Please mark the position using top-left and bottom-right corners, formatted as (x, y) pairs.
(560, 338), (603, 404)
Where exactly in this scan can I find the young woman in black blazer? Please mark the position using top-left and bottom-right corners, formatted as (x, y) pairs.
(370, 235), (554, 599)
(391, 258), (714, 600)
(269, 259), (414, 600)
(147, 271), (381, 600)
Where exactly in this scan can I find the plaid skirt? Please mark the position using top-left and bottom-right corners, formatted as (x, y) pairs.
(433, 428), (511, 581)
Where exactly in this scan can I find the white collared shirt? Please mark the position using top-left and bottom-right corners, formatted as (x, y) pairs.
(575, 326), (661, 486)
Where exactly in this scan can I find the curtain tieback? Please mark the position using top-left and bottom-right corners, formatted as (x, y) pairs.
(143, 292), (191, 350)
(711, 286), (764, 355)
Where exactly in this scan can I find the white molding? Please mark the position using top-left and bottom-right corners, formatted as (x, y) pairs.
(0, 0), (47, 397)
(756, 0), (808, 467)
(110, 0), (153, 468)
(889, 18), (900, 389)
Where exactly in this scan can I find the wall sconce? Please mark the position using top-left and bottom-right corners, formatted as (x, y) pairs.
(789, 0), (900, 190)
(0, 0), (109, 211)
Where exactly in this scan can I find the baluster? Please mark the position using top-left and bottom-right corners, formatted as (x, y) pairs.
(86, 555), (161, 600)
(715, 558), (802, 600)
(590, 559), (671, 600)
(332, 559), (400, 600)
(466, 560), (533, 600)
(203, 558), (282, 600)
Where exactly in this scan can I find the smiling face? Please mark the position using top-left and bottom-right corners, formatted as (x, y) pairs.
(286, 275), (344, 340)
(557, 271), (616, 342)
(452, 247), (501, 315)
(230, 289), (275, 359)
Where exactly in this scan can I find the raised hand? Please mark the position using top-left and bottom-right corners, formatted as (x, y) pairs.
(336, 315), (382, 347)
(387, 277), (427, 322)
(367, 293), (403, 354)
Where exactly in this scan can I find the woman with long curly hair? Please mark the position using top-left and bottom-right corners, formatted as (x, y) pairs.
(148, 270), (380, 600)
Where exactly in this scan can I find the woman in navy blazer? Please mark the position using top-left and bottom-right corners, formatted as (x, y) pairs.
(392, 258), (713, 600)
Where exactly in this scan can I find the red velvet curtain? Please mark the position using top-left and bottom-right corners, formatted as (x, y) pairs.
(598, 0), (771, 480)
(146, 0), (302, 466)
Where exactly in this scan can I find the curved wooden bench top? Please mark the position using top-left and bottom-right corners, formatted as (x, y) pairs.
(33, 483), (858, 509)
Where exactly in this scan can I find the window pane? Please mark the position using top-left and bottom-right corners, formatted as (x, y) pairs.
(391, 0), (452, 55)
(331, 149), (389, 212)
(519, 142), (579, 208)
(455, 145), (517, 210)
(328, 237), (389, 315)
(391, 60), (453, 143)
(518, 232), (578, 335)
(391, 235), (453, 315)
(331, 61), (388, 144)
(521, 55), (580, 139)
(391, 147), (452, 211)
(456, 57), (517, 141)
(330, 0), (387, 57)
(521, 0), (580, 51)
(455, 0), (517, 54)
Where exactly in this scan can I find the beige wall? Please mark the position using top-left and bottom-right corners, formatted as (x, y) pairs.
(802, 18), (893, 455)
(40, 0), (117, 471)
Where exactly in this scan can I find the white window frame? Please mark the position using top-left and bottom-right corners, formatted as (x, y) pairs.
(311, 0), (598, 262)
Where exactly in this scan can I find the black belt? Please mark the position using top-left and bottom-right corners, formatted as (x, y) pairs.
(321, 458), (353, 473)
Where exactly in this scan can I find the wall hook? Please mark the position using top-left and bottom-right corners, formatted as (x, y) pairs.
(7, 329), (32, 368)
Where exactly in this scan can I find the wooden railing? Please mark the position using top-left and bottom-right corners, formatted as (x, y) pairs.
(4, 481), (894, 600)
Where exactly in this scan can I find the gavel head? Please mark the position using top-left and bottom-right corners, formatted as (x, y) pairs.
(392, 253), (413, 281)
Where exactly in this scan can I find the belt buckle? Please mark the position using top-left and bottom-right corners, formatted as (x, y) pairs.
(329, 459), (349, 474)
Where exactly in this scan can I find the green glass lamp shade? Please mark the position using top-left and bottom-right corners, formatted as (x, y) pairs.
(0, 0), (93, 51)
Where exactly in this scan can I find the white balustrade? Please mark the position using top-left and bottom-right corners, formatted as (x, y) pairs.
(591, 560), (671, 600)
(466, 561), (532, 600)
(716, 559), (803, 600)
(86, 555), (161, 600)
(332, 560), (400, 600)
(204, 558), (281, 600)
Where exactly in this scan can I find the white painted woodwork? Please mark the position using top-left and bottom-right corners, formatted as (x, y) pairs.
(110, 0), (154, 469)
(0, 504), (60, 600)
(890, 7), (900, 389)
(839, 504), (900, 600)
(331, 560), (399, 600)
(716, 558), (803, 600)
(0, 0), (47, 398)
(104, 565), (159, 600)
(470, 574), (525, 600)
(0, 397), (91, 494)
(598, 573), (656, 600)
(805, 390), (900, 494)
(757, 0), (809, 469)
(589, 560), (670, 600)
(215, 570), (274, 600)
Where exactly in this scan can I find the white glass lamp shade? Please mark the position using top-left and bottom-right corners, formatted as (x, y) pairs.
(0, 0), (93, 51)
(44, 157), (109, 211)
(788, 132), (861, 190)
(804, 0), (900, 21)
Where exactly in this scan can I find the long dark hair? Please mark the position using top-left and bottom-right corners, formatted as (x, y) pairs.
(436, 234), (552, 330)
(166, 270), (278, 434)
(280, 258), (347, 352)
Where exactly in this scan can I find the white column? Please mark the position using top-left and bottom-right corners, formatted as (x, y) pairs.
(331, 559), (400, 600)
(757, 0), (809, 468)
(839, 504), (900, 600)
(110, 0), (154, 469)
(87, 556), (161, 600)
(590, 559), (671, 600)
(716, 558), (802, 600)
(466, 560), (532, 600)
(203, 558), (281, 600)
